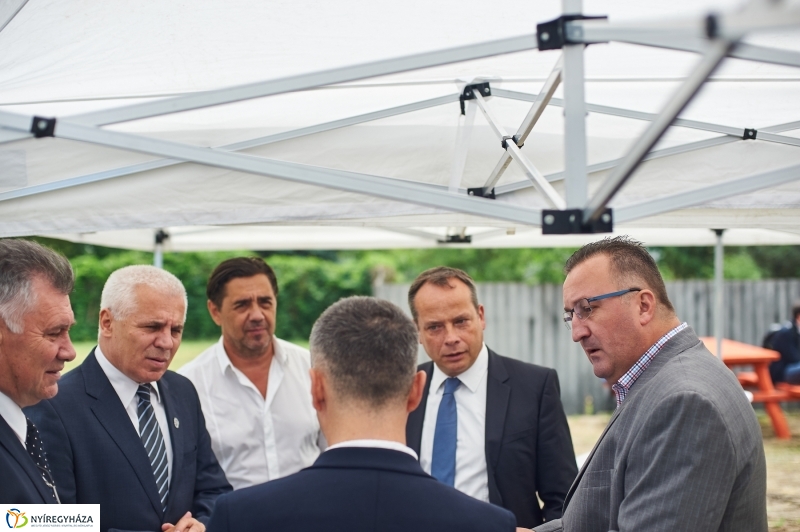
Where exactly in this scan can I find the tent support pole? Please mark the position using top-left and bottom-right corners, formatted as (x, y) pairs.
(473, 93), (565, 209)
(614, 162), (800, 223)
(562, 0), (588, 208)
(481, 56), (562, 190)
(583, 38), (735, 224)
(714, 229), (725, 359)
(153, 229), (168, 269)
(0, 110), (546, 226)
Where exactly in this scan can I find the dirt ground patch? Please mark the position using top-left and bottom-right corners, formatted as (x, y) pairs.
(567, 411), (800, 531)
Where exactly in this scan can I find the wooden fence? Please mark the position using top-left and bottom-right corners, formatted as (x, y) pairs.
(374, 279), (800, 415)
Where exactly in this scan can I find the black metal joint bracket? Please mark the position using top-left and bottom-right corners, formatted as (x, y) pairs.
(537, 15), (608, 50)
(438, 234), (473, 244)
(541, 208), (613, 234)
(501, 136), (514, 150)
(155, 229), (170, 244)
(467, 187), (496, 199)
(742, 128), (757, 140)
(30, 116), (56, 138)
(459, 82), (491, 115)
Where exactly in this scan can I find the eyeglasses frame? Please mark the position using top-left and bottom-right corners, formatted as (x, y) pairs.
(563, 288), (642, 329)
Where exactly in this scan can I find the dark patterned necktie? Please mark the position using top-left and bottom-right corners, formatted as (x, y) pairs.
(25, 417), (59, 502)
(136, 384), (169, 512)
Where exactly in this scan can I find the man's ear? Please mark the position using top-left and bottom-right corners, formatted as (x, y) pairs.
(98, 308), (114, 338)
(207, 300), (223, 326)
(638, 289), (657, 326)
(309, 368), (327, 413)
(407, 370), (427, 413)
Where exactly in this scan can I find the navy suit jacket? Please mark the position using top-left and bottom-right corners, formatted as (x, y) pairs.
(208, 446), (516, 532)
(0, 414), (55, 503)
(406, 349), (578, 528)
(26, 351), (231, 532)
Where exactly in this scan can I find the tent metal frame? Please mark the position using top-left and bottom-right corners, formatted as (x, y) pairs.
(0, 0), (797, 236)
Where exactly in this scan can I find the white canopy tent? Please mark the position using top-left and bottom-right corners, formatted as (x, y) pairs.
(0, 0), (798, 251)
(1, 0), (799, 359)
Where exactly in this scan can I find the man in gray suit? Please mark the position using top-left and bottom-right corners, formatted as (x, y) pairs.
(533, 236), (766, 532)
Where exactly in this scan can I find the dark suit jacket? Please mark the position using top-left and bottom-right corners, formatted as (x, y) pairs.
(406, 349), (577, 528)
(0, 414), (55, 503)
(207, 447), (516, 532)
(26, 351), (232, 532)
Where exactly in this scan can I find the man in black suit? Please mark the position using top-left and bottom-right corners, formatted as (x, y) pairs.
(28, 265), (231, 532)
(406, 267), (577, 528)
(208, 296), (516, 532)
(0, 239), (76, 503)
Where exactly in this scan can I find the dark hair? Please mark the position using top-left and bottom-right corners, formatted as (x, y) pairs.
(407, 266), (479, 323)
(792, 301), (800, 321)
(565, 236), (674, 313)
(206, 257), (278, 307)
(0, 239), (74, 333)
(310, 296), (418, 407)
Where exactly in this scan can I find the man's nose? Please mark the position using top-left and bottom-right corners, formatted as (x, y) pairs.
(59, 336), (77, 361)
(571, 318), (590, 342)
(444, 325), (460, 344)
(153, 328), (176, 349)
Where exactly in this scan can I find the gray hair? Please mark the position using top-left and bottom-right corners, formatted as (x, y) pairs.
(0, 239), (74, 333)
(310, 296), (418, 408)
(100, 265), (187, 322)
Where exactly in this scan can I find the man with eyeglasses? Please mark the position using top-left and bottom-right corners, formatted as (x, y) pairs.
(531, 236), (767, 532)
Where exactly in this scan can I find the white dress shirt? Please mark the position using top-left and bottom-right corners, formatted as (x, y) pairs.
(327, 439), (418, 459)
(95, 346), (173, 485)
(179, 337), (323, 490)
(420, 343), (489, 502)
(0, 390), (26, 447)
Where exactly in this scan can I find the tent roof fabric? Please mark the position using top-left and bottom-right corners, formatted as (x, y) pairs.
(0, 0), (798, 250)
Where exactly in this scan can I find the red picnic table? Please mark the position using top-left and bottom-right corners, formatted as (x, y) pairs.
(701, 337), (791, 439)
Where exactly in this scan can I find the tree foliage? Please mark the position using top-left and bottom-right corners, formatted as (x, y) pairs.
(28, 237), (800, 343)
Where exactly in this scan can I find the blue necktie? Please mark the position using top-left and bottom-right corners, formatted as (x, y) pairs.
(431, 377), (460, 486)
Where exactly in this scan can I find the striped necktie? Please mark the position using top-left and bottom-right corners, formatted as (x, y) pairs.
(136, 384), (169, 512)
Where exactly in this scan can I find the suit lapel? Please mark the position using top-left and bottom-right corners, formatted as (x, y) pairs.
(484, 350), (510, 505)
(0, 414), (50, 502)
(484, 350), (510, 469)
(160, 377), (183, 514)
(83, 351), (164, 517)
(563, 327), (703, 510)
(406, 362), (433, 455)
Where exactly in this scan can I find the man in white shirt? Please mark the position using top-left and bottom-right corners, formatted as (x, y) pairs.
(405, 266), (578, 529)
(179, 257), (323, 489)
(0, 239), (76, 504)
(28, 265), (231, 532)
(207, 296), (516, 532)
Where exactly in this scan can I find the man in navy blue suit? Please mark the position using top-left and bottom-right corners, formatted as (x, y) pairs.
(0, 239), (76, 504)
(207, 296), (516, 532)
(28, 265), (231, 532)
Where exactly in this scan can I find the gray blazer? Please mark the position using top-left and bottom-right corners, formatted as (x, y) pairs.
(535, 327), (767, 532)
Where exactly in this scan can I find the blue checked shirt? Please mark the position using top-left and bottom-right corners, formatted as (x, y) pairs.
(611, 322), (688, 407)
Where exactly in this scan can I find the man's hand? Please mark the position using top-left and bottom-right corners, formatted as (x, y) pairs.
(162, 512), (205, 532)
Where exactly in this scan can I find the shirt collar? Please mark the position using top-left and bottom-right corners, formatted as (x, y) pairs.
(612, 322), (688, 406)
(0, 390), (26, 446)
(214, 335), (286, 374)
(430, 343), (488, 394)
(326, 439), (418, 460)
(95, 345), (163, 405)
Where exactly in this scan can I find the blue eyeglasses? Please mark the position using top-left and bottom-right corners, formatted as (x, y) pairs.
(563, 288), (641, 329)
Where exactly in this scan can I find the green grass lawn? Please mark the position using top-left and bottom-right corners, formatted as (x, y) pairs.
(68, 338), (310, 373)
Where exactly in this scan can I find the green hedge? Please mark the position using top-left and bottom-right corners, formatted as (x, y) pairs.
(67, 251), (372, 342)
